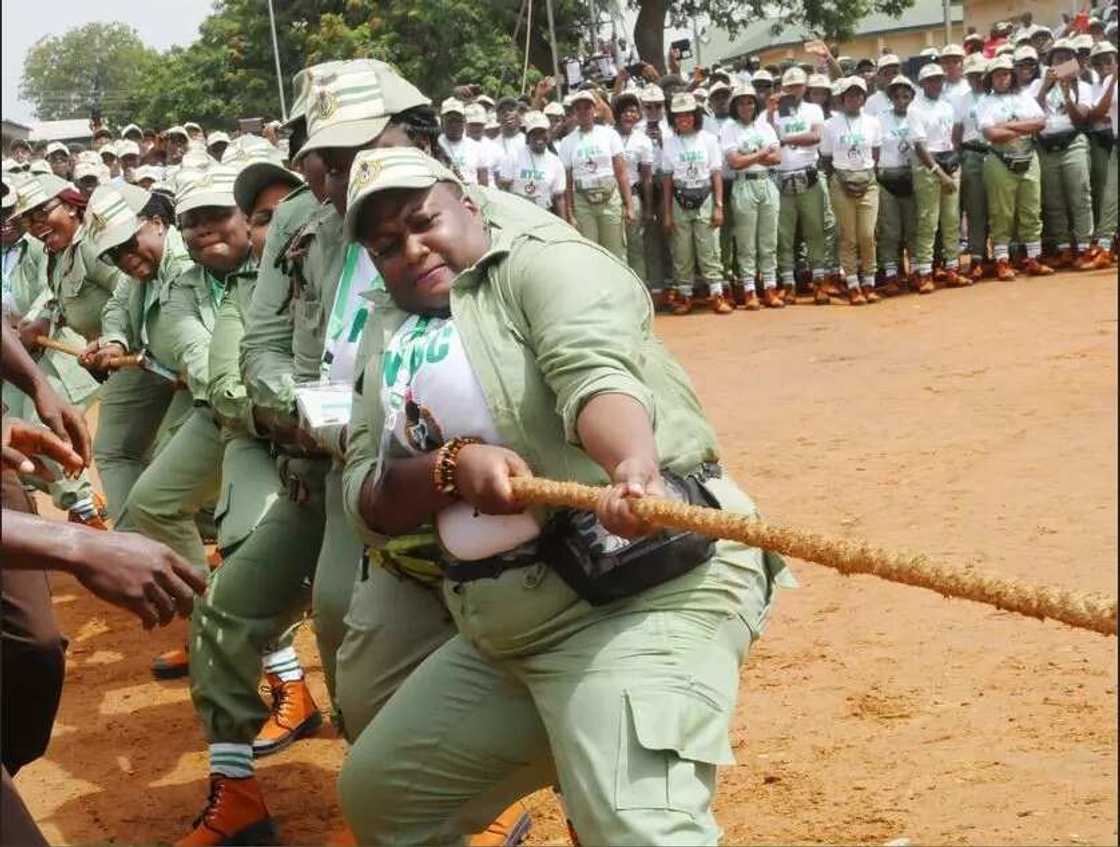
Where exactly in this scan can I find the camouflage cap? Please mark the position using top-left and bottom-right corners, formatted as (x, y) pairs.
(299, 59), (431, 160)
(543, 101), (565, 117)
(206, 131), (231, 149)
(175, 164), (239, 215)
(13, 173), (71, 216)
(668, 91), (699, 113)
(166, 125), (189, 140)
(116, 139), (141, 159)
(74, 161), (106, 184)
(228, 135), (303, 215)
(120, 123), (143, 139)
(464, 103), (488, 124)
(29, 160), (51, 176)
(807, 73), (832, 90)
(522, 110), (550, 134)
(85, 183), (151, 258)
(132, 165), (164, 185)
(45, 141), (70, 159)
(964, 53), (988, 74)
(344, 146), (461, 242)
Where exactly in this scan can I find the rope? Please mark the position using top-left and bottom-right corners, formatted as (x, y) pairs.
(508, 477), (1117, 637)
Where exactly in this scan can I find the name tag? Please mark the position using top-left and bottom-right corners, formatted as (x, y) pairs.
(295, 380), (353, 430)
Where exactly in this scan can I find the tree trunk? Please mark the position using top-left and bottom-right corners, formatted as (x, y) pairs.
(633, 0), (669, 74)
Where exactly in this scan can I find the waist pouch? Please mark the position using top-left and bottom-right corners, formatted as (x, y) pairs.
(834, 168), (875, 197)
(1087, 128), (1116, 148)
(1037, 131), (1079, 154)
(778, 167), (818, 196)
(540, 465), (721, 606)
(741, 170), (770, 181)
(577, 185), (615, 204)
(933, 150), (961, 175)
(673, 185), (711, 210)
(995, 149), (1034, 174)
(878, 167), (914, 197)
(961, 141), (989, 155)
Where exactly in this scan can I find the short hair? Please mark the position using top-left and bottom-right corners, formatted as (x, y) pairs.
(140, 191), (176, 226)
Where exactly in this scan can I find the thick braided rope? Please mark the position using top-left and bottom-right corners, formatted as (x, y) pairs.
(509, 477), (1117, 637)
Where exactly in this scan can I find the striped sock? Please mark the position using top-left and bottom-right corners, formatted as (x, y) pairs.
(209, 743), (253, 778)
(262, 646), (302, 683)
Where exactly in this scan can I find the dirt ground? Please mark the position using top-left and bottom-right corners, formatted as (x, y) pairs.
(14, 268), (1118, 846)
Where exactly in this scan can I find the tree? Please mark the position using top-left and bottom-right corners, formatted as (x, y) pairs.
(19, 23), (161, 126)
(630, 0), (917, 72)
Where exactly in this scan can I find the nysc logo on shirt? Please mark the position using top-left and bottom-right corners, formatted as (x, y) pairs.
(351, 158), (384, 193)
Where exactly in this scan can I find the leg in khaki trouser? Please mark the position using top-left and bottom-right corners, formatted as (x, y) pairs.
(1039, 138), (1094, 250)
(572, 190), (626, 263)
(92, 368), (183, 521)
(777, 180), (828, 285)
(984, 152), (1043, 258)
(913, 165), (961, 274)
(624, 193), (647, 282)
(1093, 146), (1118, 249)
(671, 195), (723, 296)
(960, 149), (989, 261)
(718, 180), (736, 277)
(117, 405), (223, 572)
(877, 186), (917, 276)
(732, 177), (780, 289)
(830, 176), (879, 286)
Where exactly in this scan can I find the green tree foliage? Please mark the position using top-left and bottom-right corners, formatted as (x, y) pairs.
(631, 0), (918, 72)
(18, 22), (161, 125)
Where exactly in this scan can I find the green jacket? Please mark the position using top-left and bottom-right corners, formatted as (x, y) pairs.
(341, 187), (720, 553)
(100, 226), (195, 355)
(156, 255), (253, 403)
(3, 236), (99, 405)
(208, 266), (260, 436)
(239, 185), (327, 420)
(47, 227), (127, 342)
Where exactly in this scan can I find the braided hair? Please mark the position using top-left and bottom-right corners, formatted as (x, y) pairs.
(385, 105), (454, 169)
(140, 191), (176, 227)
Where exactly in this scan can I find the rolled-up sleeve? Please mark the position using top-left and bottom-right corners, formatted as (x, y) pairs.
(508, 237), (655, 444)
(342, 353), (390, 548)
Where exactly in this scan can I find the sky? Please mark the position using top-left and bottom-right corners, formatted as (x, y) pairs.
(1, 0), (214, 125)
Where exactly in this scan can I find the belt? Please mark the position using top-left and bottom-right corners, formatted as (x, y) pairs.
(961, 141), (989, 154)
(442, 462), (723, 584)
(740, 171), (770, 181)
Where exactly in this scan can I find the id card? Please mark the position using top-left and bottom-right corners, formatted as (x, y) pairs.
(294, 381), (353, 430)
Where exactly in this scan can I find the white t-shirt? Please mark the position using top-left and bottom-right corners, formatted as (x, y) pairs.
(943, 78), (971, 101)
(864, 90), (892, 119)
(908, 95), (956, 152)
(720, 117), (779, 174)
(1036, 79), (1094, 135)
(877, 109), (919, 169)
(618, 129), (655, 185)
(438, 135), (487, 184)
(952, 89), (987, 144)
(977, 91), (1045, 152)
(1095, 74), (1119, 135)
(380, 314), (539, 560)
(494, 132), (527, 167)
(771, 101), (825, 172)
(707, 114), (736, 177)
(820, 112), (882, 170)
(559, 125), (624, 189)
(324, 244), (380, 384)
(659, 130), (722, 188)
(499, 146), (566, 208)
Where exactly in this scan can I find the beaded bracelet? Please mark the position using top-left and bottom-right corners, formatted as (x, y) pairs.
(432, 436), (483, 498)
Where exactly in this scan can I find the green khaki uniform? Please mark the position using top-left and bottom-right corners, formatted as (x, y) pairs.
(190, 263), (327, 747)
(115, 258), (239, 570)
(95, 227), (195, 520)
(877, 180), (918, 277)
(822, 181), (842, 275)
(669, 195), (724, 295)
(960, 146), (989, 260)
(47, 228), (124, 343)
(340, 172), (792, 843)
(730, 176), (780, 288)
(1089, 132), (1117, 248)
(777, 179), (828, 284)
(718, 179), (737, 276)
(829, 176), (880, 282)
(240, 192), (363, 716)
(913, 165), (961, 272)
(2, 235), (100, 510)
(984, 152), (1043, 258)
(571, 190), (626, 262)
(1038, 134), (1094, 250)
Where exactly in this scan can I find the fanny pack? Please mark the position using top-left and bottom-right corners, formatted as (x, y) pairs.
(878, 166), (914, 197)
(834, 168), (875, 197)
(778, 167), (818, 196)
(961, 141), (989, 155)
(539, 464), (722, 606)
(995, 149), (1034, 174)
(673, 185), (711, 210)
(1037, 130), (1080, 154)
(933, 150), (961, 175)
(577, 184), (616, 204)
(1087, 128), (1115, 148)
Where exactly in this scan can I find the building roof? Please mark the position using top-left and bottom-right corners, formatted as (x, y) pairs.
(710, 0), (965, 63)
(28, 119), (93, 143)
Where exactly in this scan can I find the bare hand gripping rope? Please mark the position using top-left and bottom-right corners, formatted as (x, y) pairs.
(508, 477), (1117, 637)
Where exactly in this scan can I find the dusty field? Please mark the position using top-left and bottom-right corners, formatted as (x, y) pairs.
(14, 268), (1119, 846)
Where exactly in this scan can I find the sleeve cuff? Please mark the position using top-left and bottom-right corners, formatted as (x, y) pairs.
(560, 377), (656, 446)
(342, 458), (391, 549)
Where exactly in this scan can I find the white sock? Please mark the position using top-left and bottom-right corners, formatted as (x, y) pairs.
(262, 646), (303, 682)
(846, 274), (860, 290)
(209, 742), (253, 778)
(1026, 242), (1042, 259)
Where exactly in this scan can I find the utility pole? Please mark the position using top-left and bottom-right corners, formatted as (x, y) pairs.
(544, 0), (562, 100)
(692, 16), (703, 66)
(943, 0), (952, 43)
(267, 0), (288, 122)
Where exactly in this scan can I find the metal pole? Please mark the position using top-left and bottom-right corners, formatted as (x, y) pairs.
(692, 16), (703, 66)
(943, 0), (951, 43)
(267, 0), (288, 122)
(544, 0), (562, 101)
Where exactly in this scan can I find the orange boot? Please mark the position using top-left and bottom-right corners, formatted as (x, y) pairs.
(176, 775), (278, 846)
(468, 802), (532, 846)
(761, 287), (785, 308)
(1091, 248), (1117, 270)
(710, 292), (734, 314)
(253, 673), (323, 757)
(668, 291), (693, 315)
(1074, 246), (1102, 271)
(153, 645), (190, 680)
(994, 258), (1017, 281)
(1024, 257), (1055, 276)
(1050, 247), (1076, 268)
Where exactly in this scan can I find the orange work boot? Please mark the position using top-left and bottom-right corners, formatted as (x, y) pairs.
(468, 802), (532, 847)
(743, 291), (761, 311)
(253, 674), (323, 757)
(1024, 257), (1055, 276)
(153, 645), (190, 680)
(879, 275), (902, 297)
(861, 285), (880, 303)
(1091, 248), (1117, 270)
(781, 285), (797, 304)
(710, 293), (734, 314)
(915, 274), (936, 294)
(761, 288), (784, 308)
(1050, 247), (1076, 268)
(819, 275), (844, 297)
(67, 492), (110, 531)
(176, 775), (277, 847)
(968, 262), (985, 282)
(669, 293), (693, 315)
(847, 287), (867, 305)
(813, 283), (831, 305)
(1074, 246), (1101, 271)
(994, 258), (1016, 281)
(942, 268), (971, 287)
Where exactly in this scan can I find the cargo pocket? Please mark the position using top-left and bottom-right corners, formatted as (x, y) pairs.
(615, 684), (736, 813)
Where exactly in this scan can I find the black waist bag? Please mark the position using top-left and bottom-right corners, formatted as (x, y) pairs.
(1087, 128), (1115, 148)
(933, 150), (961, 175)
(1037, 131), (1079, 153)
(540, 469), (720, 606)
(878, 167), (914, 197)
(996, 150), (1034, 174)
(673, 186), (711, 210)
